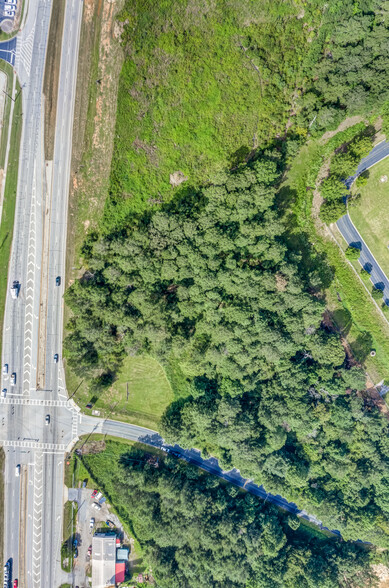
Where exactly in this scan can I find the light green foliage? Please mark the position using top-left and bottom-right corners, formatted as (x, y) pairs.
(81, 442), (377, 588)
(345, 246), (361, 261)
(356, 170), (369, 188)
(361, 268), (371, 280)
(319, 131), (374, 223)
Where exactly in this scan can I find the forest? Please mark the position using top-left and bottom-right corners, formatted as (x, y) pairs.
(81, 441), (378, 588)
(66, 150), (389, 546)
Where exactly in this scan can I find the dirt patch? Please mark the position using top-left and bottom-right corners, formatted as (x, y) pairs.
(43, 0), (66, 160)
(169, 170), (188, 187)
(373, 564), (389, 587)
(79, 440), (106, 455)
(66, 0), (124, 283)
(320, 116), (364, 143)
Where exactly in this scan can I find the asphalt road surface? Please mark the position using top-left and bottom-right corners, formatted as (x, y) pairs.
(0, 1), (83, 586)
(337, 140), (389, 305)
(337, 214), (389, 303)
(77, 414), (338, 536)
(345, 140), (389, 187)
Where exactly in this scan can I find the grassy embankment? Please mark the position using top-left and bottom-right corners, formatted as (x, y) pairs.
(64, 0), (176, 427)
(0, 70), (22, 360)
(282, 125), (389, 383)
(348, 157), (389, 278)
(61, 500), (78, 573)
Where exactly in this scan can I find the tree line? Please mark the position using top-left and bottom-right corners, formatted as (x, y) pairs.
(81, 441), (378, 588)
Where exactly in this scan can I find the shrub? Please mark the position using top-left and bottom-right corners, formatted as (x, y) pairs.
(345, 246), (361, 261)
(372, 286), (384, 301)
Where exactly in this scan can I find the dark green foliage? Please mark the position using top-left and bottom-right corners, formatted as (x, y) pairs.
(81, 442), (377, 588)
(372, 286), (384, 301)
(345, 246), (361, 261)
(65, 154), (389, 545)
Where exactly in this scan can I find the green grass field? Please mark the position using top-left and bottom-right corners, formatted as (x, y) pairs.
(349, 157), (389, 277)
(67, 355), (173, 429)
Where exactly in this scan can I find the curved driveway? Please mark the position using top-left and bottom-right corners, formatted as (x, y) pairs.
(337, 140), (389, 303)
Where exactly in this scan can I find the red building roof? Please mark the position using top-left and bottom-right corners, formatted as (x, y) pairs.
(115, 561), (125, 584)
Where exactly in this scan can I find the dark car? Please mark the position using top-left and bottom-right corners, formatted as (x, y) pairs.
(56, 276), (61, 286)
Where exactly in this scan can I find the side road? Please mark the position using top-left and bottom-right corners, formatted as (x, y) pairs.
(337, 213), (389, 302)
(78, 414), (340, 538)
(337, 140), (389, 303)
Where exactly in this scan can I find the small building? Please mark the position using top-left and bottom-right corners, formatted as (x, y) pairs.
(115, 561), (125, 584)
(116, 547), (129, 561)
(92, 533), (116, 588)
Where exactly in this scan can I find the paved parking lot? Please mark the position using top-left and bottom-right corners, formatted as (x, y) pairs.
(67, 487), (126, 587)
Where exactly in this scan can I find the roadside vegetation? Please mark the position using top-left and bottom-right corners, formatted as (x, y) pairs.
(0, 76), (22, 359)
(61, 500), (78, 573)
(80, 440), (378, 588)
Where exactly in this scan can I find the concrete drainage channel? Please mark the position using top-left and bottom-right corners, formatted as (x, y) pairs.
(66, 488), (129, 587)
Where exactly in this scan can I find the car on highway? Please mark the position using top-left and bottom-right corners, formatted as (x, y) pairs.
(45, 415), (50, 425)
(56, 276), (61, 286)
(90, 517), (95, 528)
(10, 373), (16, 386)
(53, 354), (58, 363)
(15, 464), (20, 477)
(2, 364), (8, 377)
(92, 502), (101, 510)
(10, 281), (19, 299)
(1, 389), (6, 398)
(13, 580), (18, 588)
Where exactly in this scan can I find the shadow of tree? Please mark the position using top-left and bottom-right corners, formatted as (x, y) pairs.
(351, 331), (373, 363)
(331, 308), (352, 336)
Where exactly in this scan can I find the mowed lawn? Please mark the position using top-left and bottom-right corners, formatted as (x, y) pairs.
(67, 355), (173, 430)
(349, 157), (389, 277)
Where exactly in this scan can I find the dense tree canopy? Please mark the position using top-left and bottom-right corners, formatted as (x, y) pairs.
(81, 442), (378, 588)
(65, 152), (389, 545)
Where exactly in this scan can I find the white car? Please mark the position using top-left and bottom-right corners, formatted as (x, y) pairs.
(15, 464), (20, 477)
(2, 364), (8, 377)
(45, 414), (50, 425)
(4, 11), (15, 17)
(92, 502), (101, 510)
(10, 373), (16, 386)
(90, 517), (95, 528)
(1, 389), (6, 398)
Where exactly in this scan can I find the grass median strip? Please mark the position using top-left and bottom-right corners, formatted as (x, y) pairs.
(0, 78), (22, 359)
